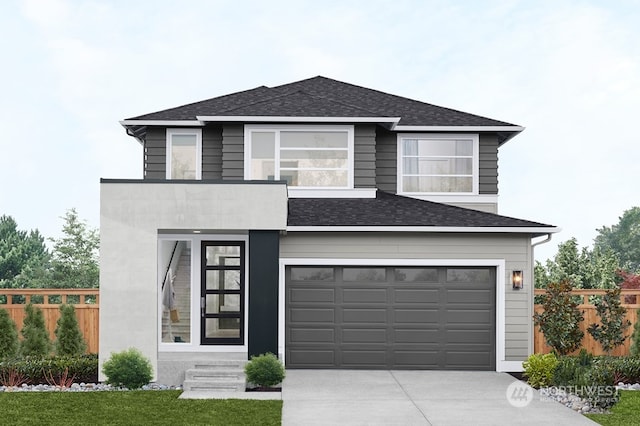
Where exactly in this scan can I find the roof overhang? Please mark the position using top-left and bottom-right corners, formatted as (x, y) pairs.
(286, 226), (561, 235)
(196, 116), (402, 125)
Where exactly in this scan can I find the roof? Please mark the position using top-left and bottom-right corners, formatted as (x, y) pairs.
(123, 76), (522, 144)
(287, 191), (557, 233)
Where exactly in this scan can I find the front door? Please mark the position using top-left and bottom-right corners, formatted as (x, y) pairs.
(201, 241), (245, 345)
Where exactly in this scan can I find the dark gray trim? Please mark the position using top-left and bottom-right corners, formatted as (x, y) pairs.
(248, 231), (280, 357)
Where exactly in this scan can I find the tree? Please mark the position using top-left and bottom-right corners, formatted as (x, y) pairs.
(50, 209), (99, 288)
(594, 206), (640, 273)
(20, 304), (51, 357)
(630, 309), (640, 357)
(54, 304), (87, 356)
(587, 286), (631, 355)
(0, 309), (19, 359)
(0, 215), (51, 289)
(533, 281), (584, 355)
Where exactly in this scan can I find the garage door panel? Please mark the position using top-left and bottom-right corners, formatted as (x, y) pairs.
(394, 309), (440, 324)
(290, 328), (335, 343)
(343, 308), (387, 323)
(341, 350), (386, 367)
(290, 288), (335, 303)
(393, 350), (441, 368)
(394, 328), (440, 343)
(290, 308), (334, 323)
(446, 289), (492, 304)
(288, 349), (335, 366)
(342, 328), (386, 343)
(447, 309), (493, 324)
(343, 288), (387, 303)
(394, 288), (439, 303)
(447, 329), (492, 344)
(445, 351), (492, 369)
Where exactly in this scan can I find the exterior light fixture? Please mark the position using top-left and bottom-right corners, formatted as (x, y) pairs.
(512, 270), (523, 290)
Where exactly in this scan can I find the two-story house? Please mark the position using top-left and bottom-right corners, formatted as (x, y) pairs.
(99, 76), (558, 386)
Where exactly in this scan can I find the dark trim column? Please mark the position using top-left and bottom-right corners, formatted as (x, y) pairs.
(248, 230), (280, 357)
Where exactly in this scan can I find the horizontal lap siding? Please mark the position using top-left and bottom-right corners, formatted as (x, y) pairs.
(280, 232), (533, 360)
(375, 128), (397, 193)
(479, 134), (498, 194)
(203, 125), (223, 179)
(354, 125), (376, 188)
(222, 124), (244, 180)
(144, 127), (166, 179)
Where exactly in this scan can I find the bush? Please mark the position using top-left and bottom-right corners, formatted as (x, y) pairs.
(21, 304), (52, 357)
(523, 353), (558, 388)
(0, 354), (98, 385)
(102, 348), (153, 389)
(0, 309), (19, 359)
(630, 309), (640, 357)
(533, 281), (584, 355)
(552, 350), (593, 388)
(55, 304), (87, 356)
(587, 286), (631, 355)
(244, 353), (285, 388)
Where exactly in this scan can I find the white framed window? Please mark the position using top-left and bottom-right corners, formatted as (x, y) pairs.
(397, 133), (479, 195)
(166, 128), (202, 180)
(244, 125), (354, 189)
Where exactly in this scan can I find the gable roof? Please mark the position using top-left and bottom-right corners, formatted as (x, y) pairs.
(287, 191), (557, 234)
(122, 76), (522, 144)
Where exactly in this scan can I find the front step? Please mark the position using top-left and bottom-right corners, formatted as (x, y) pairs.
(182, 361), (247, 392)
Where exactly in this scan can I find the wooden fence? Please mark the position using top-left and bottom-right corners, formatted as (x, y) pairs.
(0, 289), (99, 354)
(534, 289), (640, 356)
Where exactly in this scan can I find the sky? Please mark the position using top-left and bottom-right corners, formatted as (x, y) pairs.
(0, 0), (638, 262)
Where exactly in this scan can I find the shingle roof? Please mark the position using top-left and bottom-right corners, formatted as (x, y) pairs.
(287, 191), (555, 230)
(127, 76), (517, 128)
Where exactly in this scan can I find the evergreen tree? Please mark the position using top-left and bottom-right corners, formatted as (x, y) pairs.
(0, 309), (19, 359)
(587, 286), (631, 355)
(0, 215), (51, 289)
(55, 304), (87, 356)
(20, 304), (51, 357)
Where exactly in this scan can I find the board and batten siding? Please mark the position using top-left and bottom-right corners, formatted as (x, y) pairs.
(143, 127), (166, 179)
(374, 130), (499, 195)
(222, 124), (244, 180)
(354, 124), (376, 188)
(279, 232), (533, 361)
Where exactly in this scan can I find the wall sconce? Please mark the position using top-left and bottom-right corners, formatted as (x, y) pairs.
(512, 270), (523, 290)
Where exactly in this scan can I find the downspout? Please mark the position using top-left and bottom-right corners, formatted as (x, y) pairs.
(532, 233), (553, 249)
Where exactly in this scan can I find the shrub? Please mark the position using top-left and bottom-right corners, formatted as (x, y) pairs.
(0, 354), (98, 385)
(20, 304), (52, 357)
(552, 350), (593, 388)
(102, 348), (153, 389)
(0, 309), (19, 359)
(630, 309), (640, 357)
(587, 286), (631, 355)
(533, 281), (584, 355)
(244, 353), (285, 388)
(523, 353), (558, 388)
(55, 304), (87, 356)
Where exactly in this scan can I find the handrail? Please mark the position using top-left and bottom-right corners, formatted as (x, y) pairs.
(162, 241), (179, 291)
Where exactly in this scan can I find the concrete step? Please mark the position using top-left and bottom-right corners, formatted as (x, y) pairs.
(185, 368), (244, 381)
(182, 360), (247, 392)
(182, 379), (245, 392)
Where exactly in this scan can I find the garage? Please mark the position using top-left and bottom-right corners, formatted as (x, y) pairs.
(285, 265), (495, 370)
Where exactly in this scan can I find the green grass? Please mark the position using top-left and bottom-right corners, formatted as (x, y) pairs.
(586, 391), (640, 426)
(0, 390), (282, 425)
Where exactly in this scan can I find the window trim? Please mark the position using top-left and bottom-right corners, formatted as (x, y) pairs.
(166, 128), (202, 180)
(396, 133), (479, 196)
(243, 124), (354, 189)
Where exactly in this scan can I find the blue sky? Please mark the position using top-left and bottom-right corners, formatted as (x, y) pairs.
(1, 0), (638, 261)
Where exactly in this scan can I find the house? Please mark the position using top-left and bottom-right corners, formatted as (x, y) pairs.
(99, 76), (559, 386)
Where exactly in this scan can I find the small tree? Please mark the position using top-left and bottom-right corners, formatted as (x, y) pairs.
(0, 309), (19, 359)
(533, 281), (584, 355)
(587, 286), (631, 355)
(55, 304), (87, 356)
(630, 309), (640, 357)
(21, 304), (51, 357)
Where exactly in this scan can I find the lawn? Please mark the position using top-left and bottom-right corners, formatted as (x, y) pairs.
(0, 390), (282, 425)
(586, 391), (640, 426)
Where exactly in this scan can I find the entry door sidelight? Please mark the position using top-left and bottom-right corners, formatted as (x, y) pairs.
(201, 241), (245, 345)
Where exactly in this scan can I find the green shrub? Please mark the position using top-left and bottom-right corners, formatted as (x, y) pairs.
(607, 356), (640, 384)
(630, 309), (640, 357)
(587, 287), (631, 355)
(0, 309), (19, 359)
(0, 354), (98, 384)
(102, 348), (153, 389)
(20, 304), (52, 357)
(55, 304), (87, 356)
(533, 281), (584, 355)
(553, 353), (592, 388)
(523, 353), (558, 388)
(244, 353), (285, 388)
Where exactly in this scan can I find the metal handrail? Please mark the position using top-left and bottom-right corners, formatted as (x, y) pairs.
(161, 241), (179, 291)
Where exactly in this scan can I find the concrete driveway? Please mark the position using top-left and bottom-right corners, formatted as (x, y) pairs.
(281, 370), (597, 425)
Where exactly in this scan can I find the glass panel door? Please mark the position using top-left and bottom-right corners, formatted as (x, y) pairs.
(200, 241), (244, 345)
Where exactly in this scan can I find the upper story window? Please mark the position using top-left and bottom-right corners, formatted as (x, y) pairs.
(244, 125), (353, 188)
(166, 128), (202, 179)
(397, 134), (479, 195)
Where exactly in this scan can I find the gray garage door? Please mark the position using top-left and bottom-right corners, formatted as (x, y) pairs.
(285, 266), (495, 370)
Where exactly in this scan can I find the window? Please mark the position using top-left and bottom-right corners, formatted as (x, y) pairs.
(166, 128), (202, 179)
(398, 134), (478, 194)
(245, 125), (353, 188)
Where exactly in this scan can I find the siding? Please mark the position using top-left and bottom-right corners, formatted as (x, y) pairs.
(202, 125), (223, 179)
(222, 124), (244, 180)
(280, 232), (533, 361)
(144, 127), (166, 179)
(353, 124), (376, 188)
(374, 130), (500, 195)
(375, 127), (397, 192)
